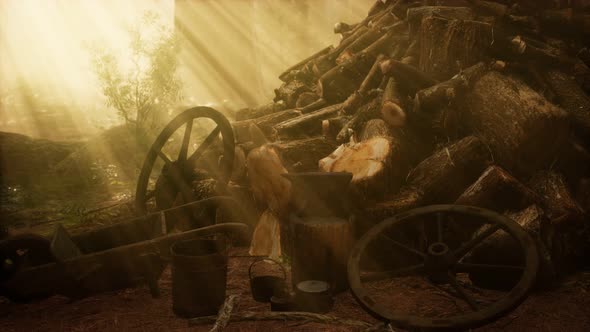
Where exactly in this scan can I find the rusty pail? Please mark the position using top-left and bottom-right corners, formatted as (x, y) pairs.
(249, 258), (287, 302)
(171, 238), (227, 318)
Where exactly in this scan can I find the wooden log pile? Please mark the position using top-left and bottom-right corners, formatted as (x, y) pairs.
(234, 0), (590, 284)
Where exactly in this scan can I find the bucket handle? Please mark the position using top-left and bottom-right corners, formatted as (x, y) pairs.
(248, 257), (286, 282)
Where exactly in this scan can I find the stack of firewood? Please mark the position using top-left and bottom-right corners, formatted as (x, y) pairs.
(234, 0), (590, 286)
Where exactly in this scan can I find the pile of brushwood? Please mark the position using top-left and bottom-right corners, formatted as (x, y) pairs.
(231, 0), (590, 289)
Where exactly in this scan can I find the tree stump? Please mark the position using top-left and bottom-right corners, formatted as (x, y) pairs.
(291, 215), (354, 292)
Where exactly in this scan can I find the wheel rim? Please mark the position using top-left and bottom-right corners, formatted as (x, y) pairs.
(348, 205), (539, 330)
(135, 107), (235, 217)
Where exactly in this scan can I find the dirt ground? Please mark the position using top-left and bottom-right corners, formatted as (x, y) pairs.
(0, 247), (589, 332)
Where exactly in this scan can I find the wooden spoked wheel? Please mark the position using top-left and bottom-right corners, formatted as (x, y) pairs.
(135, 107), (235, 230)
(348, 205), (539, 331)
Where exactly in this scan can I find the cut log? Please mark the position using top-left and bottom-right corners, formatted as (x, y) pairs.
(273, 80), (312, 109)
(300, 98), (328, 114)
(246, 144), (291, 217)
(295, 92), (320, 109)
(334, 22), (356, 35)
(419, 16), (493, 81)
(291, 215), (354, 292)
(360, 119), (392, 141)
(234, 101), (286, 121)
(337, 97), (382, 144)
(279, 46), (333, 82)
(407, 6), (475, 36)
(413, 62), (488, 113)
(457, 71), (569, 175)
(313, 27), (369, 77)
(233, 109), (302, 143)
(401, 38), (420, 66)
(504, 35), (584, 70)
(367, 0), (388, 17)
(274, 103), (343, 139)
(454, 165), (540, 212)
(391, 0), (422, 19)
(342, 55), (386, 115)
(470, 0), (509, 17)
(319, 137), (395, 200)
(381, 77), (407, 127)
(544, 70), (590, 137)
(368, 9), (397, 29)
(466, 205), (556, 290)
(272, 137), (338, 172)
(380, 59), (438, 95)
(406, 136), (490, 204)
(529, 171), (584, 222)
(364, 189), (425, 222)
(322, 117), (351, 141)
(317, 53), (376, 103)
(320, 127), (428, 201)
(337, 27), (386, 64)
(528, 171), (587, 270)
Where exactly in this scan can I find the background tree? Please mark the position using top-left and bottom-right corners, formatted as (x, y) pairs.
(88, 11), (182, 142)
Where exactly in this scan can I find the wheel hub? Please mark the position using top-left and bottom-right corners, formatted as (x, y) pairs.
(425, 242), (454, 284)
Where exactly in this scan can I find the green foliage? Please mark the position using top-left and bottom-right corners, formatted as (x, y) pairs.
(87, 11), (183, 137)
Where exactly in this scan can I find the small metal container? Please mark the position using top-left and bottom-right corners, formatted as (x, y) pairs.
(249, 258), (287, 303)
(294, 280), (333, 313)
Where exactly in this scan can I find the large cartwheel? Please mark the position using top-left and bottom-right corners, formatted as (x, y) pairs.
(135, 106), (235, 231)
(348, 205), (539, 331)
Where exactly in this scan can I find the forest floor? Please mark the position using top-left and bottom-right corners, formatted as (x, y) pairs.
(0, 246), (589, 332)
(2, 131), (590, 331)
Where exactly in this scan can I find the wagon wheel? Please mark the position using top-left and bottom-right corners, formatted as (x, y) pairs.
(135, 107), (235, 229)
(348, 205), (539, 331)
(0, 234), (55, 282)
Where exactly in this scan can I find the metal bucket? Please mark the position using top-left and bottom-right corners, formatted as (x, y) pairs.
(171, 238), (227, 318)
(249, 258), (287, 302)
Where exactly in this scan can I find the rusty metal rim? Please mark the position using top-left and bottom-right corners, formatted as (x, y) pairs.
(347, 204), (540, 330)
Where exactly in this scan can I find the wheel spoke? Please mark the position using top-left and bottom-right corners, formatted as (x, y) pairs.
(361, 264), (425, 282)
(157, 151), (195, 205)
(187, 126), (221, 164)
(158, 150), (174, 166)
(447, 273), (479, 311)
(379, 234), (426, 259)
(452, 223), (502, 261)
(455, 262), (524, 274)
(178, 120), (193, 162)
(145, 189), (156, 201)
(436, 212), (444, 243)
